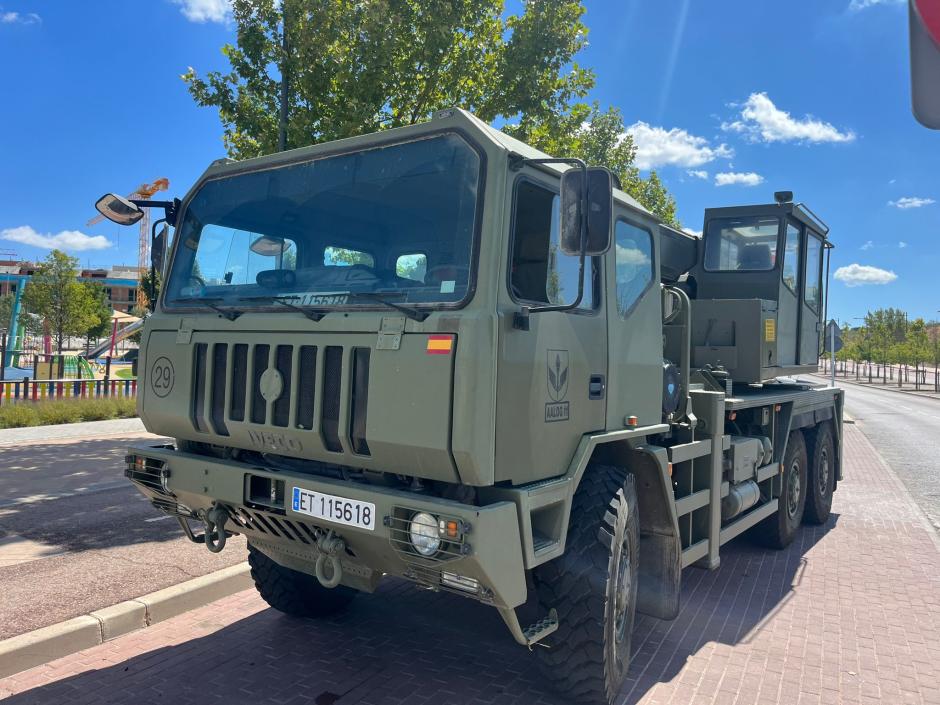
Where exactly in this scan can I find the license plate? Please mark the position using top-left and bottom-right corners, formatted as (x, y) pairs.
(291, 487), (376, 531)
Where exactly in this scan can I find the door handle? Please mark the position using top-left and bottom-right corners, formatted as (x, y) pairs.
(589, 374), (606, 400)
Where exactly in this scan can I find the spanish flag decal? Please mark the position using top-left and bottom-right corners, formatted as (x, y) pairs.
(426, 335), (454, 355)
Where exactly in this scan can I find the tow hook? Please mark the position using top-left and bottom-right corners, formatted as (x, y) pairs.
(314, 530), (345, 588)
(203, 505), (229, 553)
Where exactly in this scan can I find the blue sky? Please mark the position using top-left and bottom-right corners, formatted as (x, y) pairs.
(0, 0), (936, 323)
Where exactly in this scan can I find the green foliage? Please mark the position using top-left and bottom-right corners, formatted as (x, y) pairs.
(20, 250), (105, 354)
(183, 1), (679, 226)
(843, 309), (940, 367)
(508, 103), (679, 226)
(0, 397), (137, 429)
(140, 267), (161, 313)
(184, 0), (592, 158)
(84, 282), (114, 340)
(0, 294), (12, 332)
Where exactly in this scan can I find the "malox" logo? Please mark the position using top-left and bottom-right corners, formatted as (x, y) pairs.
(545, 349), (570, 423)
(247, 430), (303, 453)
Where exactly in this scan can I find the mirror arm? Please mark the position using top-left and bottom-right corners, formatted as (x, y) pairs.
(129, 197), (181, 227)
(510, 157), (588, 330)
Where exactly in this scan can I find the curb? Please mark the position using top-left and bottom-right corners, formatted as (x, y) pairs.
(0, 563), (251, 679)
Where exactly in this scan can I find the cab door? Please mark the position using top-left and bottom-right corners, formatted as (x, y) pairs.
(494, 173), (607, 484)
(777, 221), (801, 366)
(798, 231), (824, 364)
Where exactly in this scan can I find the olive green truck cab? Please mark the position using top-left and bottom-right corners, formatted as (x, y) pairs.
(101, 109), (842, 704)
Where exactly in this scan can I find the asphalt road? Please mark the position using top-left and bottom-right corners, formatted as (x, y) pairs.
(0, 426), (246, 639)
(838, 381), (940, 532)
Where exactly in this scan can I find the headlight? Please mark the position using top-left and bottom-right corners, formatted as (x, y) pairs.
(409, 512), (441, 556)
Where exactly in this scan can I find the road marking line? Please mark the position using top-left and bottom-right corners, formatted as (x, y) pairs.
(144, 515), (174, 523)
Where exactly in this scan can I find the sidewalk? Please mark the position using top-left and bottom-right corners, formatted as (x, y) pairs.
(1, 423), (938, 705)
(0, 418), (148, 447)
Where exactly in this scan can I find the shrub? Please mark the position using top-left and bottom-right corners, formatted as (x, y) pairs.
(0, 397), (139, 429)
(35, 400), (83, 426)
(0, 404), (40, 428)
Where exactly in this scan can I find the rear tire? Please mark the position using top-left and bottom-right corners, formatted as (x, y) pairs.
(804, 423), (835, 525)
(248, 544), (356, 618)
(753, 431), (807, 549)
(533, 466), (639, 705)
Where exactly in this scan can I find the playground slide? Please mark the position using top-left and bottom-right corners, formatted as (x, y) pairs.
(82, 317), (146, 361)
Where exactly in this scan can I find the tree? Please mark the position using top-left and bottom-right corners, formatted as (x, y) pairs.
(183, 0), (679, 225)
(0, 294), (12, 333)
(184, 0), (592, 158)
(507, 103), (679, 225)
(20, 250), (103, 355)
(141, 267), (161, 313)
(84, 282), (114, 341)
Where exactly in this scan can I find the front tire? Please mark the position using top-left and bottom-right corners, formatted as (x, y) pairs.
(804, 423), (835, 525)
(533, 465), (639, 705)
(248, 544), (356, 618)
(753, 431), (807, 549)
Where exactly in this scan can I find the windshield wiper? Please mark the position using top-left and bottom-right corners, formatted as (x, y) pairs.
(238, 295), (327, 322)
(172, 296), (242, 321)
(346, 292), (428, 322)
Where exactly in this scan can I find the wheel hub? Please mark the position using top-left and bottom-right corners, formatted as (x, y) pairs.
(787, 460), (801, 518)
(613, 539), (631, 644)
(818, 448), (830, 495)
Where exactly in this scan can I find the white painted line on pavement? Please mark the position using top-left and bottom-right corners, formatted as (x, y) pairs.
(144, 515), (174, 523)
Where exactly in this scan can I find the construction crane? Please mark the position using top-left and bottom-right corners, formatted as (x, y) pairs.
(87, 178), (169, 307)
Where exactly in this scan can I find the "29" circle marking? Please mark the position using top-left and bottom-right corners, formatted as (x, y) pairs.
(150, 357), (175, 398)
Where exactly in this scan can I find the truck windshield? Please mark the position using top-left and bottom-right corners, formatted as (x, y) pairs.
(164, 133), (482, 311)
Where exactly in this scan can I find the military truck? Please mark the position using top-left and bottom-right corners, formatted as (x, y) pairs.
(97, 108), (842, 704)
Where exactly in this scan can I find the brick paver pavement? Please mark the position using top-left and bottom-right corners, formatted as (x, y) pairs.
(1, 423), (938, 705)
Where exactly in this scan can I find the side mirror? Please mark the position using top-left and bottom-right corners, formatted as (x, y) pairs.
(152, 224), (168, 276)
(560, 167), (613, 257)
(95, 193), (144, 226)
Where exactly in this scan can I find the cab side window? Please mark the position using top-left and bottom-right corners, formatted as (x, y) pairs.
(509, 180), (595, 309)
(804, 234), (823, 312)
(614, 220), (653, 316)
(782, 223), (801, 293)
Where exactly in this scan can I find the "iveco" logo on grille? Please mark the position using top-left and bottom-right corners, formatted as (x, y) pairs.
(247, 430), (302, 453)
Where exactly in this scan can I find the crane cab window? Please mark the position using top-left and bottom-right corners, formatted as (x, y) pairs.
(509, 180), (595, 309)
(782, 223), (801, 293)
(704, 216), (780, 272)
(804, 233), (823, 311)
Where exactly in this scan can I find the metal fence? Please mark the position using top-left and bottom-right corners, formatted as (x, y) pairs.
(0, 377), (138, 406)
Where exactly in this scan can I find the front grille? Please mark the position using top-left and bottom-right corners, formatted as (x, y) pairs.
(190, 341), (371, 457)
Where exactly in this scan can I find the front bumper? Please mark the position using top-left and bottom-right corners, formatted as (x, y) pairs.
(125, 443), (528, 609)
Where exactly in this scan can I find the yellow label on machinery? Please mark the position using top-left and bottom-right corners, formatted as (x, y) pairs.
(764, 318), (776, 342)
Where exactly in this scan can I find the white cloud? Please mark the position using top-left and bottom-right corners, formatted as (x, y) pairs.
(1, 11), (41, 24)
(616, 244), (651, 266)
(722, 92), (856, 144)
(849, 0), (904, 11)
(834, 263), (897, 287)
(682, 228), (702, 238)
(687, 170), (709, 180)
(714, 171), (764, 187)
(170, 0), (230, 23)
(898, 241), (908, 248)
(889, 196), (935, 209)
(1, 225), (112, 251)
(860, 240), (874, 250)
(625, 122), (732, 170)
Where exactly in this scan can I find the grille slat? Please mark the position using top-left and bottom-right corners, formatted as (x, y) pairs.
(296, 346), (317, 431)
(210, 343), (229, 436)
(230, 344), (248, 422)
(192, 343), (209, 433)
(350, 348), (371, 456)
(272, 345), (293, 427)
(250, 344), (270, 424)
(321, 346), (343, 452)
